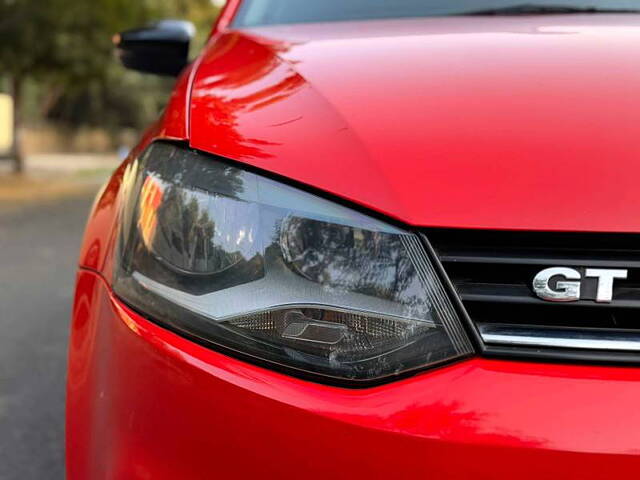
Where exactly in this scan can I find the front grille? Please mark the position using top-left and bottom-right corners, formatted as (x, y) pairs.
(427, 229), (640, 363)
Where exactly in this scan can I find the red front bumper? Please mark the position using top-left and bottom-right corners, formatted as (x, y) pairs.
(67, 269), (640, 479)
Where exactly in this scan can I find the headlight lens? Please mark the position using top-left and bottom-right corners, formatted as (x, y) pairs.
(114, 143), (473, 384)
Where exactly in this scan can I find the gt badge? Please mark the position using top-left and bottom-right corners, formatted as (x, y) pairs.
(532, 267), (627, 303)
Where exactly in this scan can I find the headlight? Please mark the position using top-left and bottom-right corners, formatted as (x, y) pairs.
(114, 143), (473, 384)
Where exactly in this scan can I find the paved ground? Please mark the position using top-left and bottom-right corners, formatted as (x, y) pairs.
(0, 156), (117, 479)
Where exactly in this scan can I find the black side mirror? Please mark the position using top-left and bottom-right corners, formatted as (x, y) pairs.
(113, 20), (195, 76)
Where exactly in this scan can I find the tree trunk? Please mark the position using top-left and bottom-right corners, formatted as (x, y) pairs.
(10, 75), (24, 174)
(40, 84), (62, 119)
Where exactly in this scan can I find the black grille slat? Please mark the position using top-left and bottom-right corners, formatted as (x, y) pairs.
(428, 229), (640, 360)
(440, 253), (640, 268)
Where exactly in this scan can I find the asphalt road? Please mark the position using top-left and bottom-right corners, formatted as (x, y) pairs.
(0, 190), (96, 479)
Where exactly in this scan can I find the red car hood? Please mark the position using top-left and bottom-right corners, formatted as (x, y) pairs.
(190, 15), (640, 232)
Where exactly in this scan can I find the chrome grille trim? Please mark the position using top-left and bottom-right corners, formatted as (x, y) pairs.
(479, 323), (640, 351)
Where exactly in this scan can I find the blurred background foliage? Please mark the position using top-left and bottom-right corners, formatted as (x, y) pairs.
(0, 0), (223, 166)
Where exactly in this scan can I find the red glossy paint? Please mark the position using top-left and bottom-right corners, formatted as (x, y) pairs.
(191, 15), (640, 233)
(76, 164), (122, 273)
(67, 270), (640, 479)
(68, 9), (640, 479)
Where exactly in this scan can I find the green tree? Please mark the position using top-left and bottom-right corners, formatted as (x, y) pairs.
(0, 0), (220, 172)
(1, 0), (59, 171)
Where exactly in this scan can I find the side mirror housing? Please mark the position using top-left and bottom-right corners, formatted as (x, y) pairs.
(113, 20), (195, 76)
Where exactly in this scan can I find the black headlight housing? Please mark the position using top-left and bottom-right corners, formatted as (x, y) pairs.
(114, 142), (473, 385)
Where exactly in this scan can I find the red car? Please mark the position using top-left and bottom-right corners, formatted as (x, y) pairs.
(67, 1), (640, 478)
